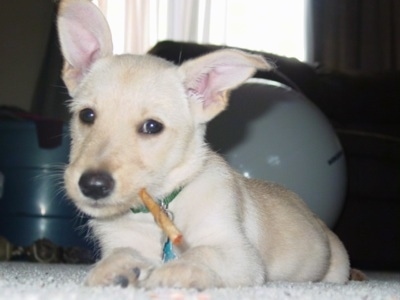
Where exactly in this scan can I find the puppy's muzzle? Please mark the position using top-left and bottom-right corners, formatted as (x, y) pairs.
(78, 171), (115, 200)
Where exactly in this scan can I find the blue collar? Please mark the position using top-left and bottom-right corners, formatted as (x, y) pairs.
(130, 187), (182, 214)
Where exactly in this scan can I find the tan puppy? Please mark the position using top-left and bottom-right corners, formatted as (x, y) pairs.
(58, 0), (351, 289)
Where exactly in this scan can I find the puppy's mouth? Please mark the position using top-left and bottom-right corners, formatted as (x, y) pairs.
(74, 193), (142, 218)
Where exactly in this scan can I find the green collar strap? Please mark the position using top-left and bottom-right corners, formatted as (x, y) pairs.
(131, 187), (182, 214)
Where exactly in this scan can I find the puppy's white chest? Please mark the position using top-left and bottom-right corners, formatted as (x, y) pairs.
(91, 213), (164, 260)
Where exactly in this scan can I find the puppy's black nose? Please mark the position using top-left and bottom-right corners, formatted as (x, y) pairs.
(78, 171), (115, 200)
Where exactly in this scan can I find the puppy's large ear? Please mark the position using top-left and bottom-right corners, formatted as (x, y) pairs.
(180, 49), (272, 123)
(57, 0), (113, 94)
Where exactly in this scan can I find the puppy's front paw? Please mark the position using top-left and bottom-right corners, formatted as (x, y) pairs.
(85, 248), (154, 287)
(143, 260), (223, 290)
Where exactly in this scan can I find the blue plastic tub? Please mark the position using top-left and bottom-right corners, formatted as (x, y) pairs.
(0, 120), (89, 250)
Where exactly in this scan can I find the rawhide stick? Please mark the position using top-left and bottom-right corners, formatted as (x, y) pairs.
(139, 188), (183, 245)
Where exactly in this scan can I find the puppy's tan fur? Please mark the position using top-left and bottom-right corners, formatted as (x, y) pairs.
(58, 0), (351, 289)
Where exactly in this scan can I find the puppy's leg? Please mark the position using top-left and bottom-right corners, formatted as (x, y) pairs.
(143, 247), (222, 289)
(85, 248), (157, 287)
(144, 243), (264, 289)
(321, 230), (350, 283)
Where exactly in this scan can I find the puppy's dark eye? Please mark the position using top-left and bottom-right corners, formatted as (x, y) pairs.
(139, 119), (164, 134)
(79, 108), (96, 125)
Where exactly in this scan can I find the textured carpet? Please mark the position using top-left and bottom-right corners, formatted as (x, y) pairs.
(0, 262), (399, 299)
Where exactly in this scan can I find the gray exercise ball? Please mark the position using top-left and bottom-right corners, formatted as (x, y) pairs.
(207, 79), (346, 228)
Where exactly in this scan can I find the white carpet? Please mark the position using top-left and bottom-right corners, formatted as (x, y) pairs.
(0, 262), (399, 300)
